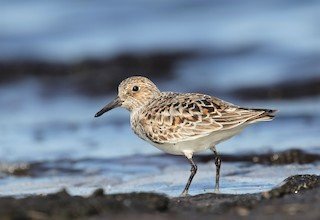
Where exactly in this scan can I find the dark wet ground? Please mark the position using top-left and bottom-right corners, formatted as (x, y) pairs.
(1, 50), (319, 100)
(0, 174), (318, 220)
(0, 51), (195, 97)
(197, 149), (320, 165)
(231, 77), (320, 101)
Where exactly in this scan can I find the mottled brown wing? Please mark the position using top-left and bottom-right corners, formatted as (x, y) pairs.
(138, 93), (265, 144)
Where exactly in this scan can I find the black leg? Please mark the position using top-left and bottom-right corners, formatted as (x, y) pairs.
(211, 146), (221, 192)
(181, 156), (197, 196)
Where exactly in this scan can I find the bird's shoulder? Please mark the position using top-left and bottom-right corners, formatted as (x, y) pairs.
(135, 92), (237, 144)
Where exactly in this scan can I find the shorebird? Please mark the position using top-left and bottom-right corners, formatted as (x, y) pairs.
(95, 76), (276, 196)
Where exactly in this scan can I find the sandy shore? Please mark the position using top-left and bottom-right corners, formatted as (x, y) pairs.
(0, 149), (319, 219)
(0, 175), (318, 220)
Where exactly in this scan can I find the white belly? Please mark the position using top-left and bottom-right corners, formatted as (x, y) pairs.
(149, 126), (245, 155)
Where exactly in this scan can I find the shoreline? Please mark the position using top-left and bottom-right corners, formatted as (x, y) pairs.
(1, 149), (319, 177)
(0, 175), (318, 219)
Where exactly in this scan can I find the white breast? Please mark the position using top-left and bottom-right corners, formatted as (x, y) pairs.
(148, 126), (246, 155)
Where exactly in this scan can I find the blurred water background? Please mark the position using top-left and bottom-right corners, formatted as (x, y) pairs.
(0, 0), (319, 196)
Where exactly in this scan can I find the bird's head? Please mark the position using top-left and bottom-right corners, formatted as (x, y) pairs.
(95, 76), (160, 117)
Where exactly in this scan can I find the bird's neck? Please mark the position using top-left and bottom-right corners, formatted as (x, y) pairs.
(129, 91), (161, 112)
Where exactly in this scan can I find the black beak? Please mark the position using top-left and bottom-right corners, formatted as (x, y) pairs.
(95, 97), (122, 117)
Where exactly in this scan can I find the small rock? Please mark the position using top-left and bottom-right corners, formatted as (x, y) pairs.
(91, 188), (105, 197)
(262, 175), (320, 199)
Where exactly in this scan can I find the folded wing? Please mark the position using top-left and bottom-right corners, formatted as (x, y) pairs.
(138, 93), (274, 144)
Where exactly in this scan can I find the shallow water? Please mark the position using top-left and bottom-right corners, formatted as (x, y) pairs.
(1, 0), (320, 62)
(0, 0), (320, 196)
(0, 155), (319, 197)
(0, 79), (319, 163)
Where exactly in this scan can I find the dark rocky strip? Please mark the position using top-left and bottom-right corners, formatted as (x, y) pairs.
(0, 50), (195, 96)
(1, 48), (318, 101)
(262, 175), (320, 199)
(0, 175), (318, 220)
(231, 77), (320, 100)
(195, 148), (320, 165)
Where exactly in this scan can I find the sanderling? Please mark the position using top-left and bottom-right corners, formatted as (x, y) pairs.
(95, 76), (276, 196)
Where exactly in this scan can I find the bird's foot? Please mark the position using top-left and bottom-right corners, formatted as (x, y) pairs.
(179, 190), (190, 197)
(214, 187), (220, 194)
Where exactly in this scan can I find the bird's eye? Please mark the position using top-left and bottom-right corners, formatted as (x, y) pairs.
(132, 86), (139, 92)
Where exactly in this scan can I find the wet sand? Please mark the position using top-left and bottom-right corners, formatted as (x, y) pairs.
(0, 174), (318, 220)
(0, 148), (319, 220)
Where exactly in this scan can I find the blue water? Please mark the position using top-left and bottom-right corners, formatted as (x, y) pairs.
(1, 0), (320, 62)
(0, 0), (319, 196)
(0, 79), (319, 163)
